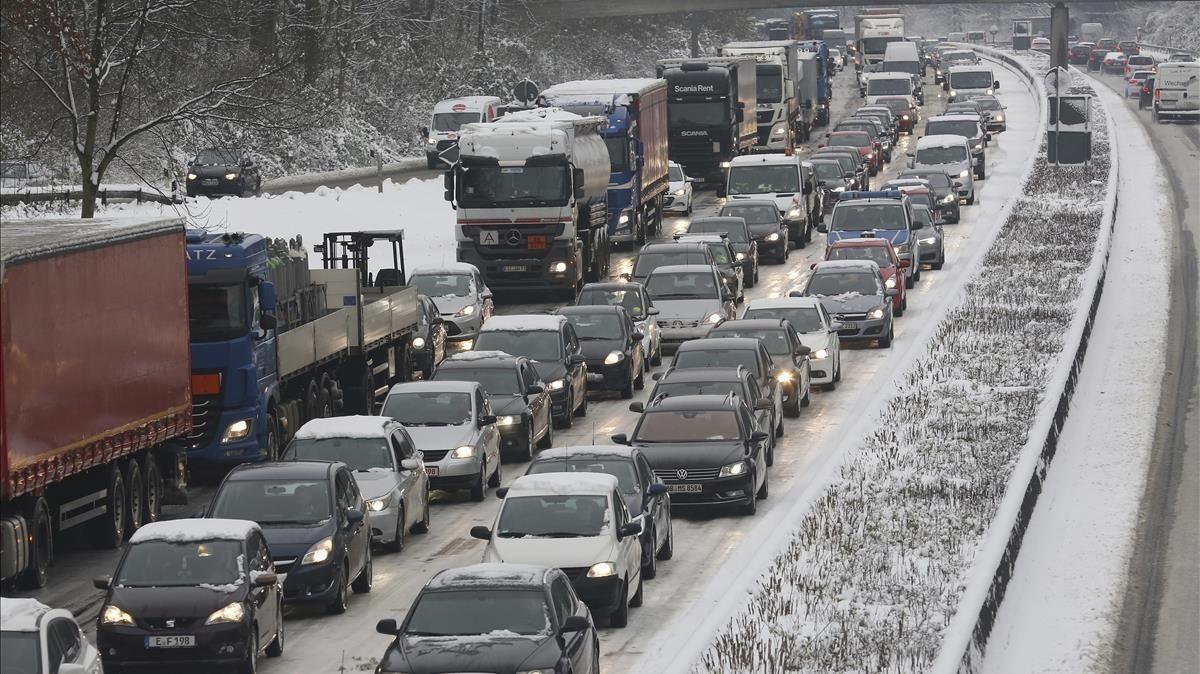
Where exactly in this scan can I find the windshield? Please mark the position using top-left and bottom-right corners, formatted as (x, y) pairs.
(974, 98), (1002, 111)
(382, 392), (472, 426)
(209, 479), (332, 525)
(812, 163), (844, 180)
(406, 589), (549, 636)
(744, 306), (823, 332)
(690, 221), (747, 243)
(830, 203), (907, 231)
(756, 64), (783, 103)
(188, 283), (248, 342)
(902, 171), (951, 188)
(669, 101), (728, 126)
(913, 208), (933, 228)
(527, 459), (638, 492)
(829, 133), (871, 148)
(668, 164), (685, 181)
(634, 410), (741, 442)
(604, 136), (630, 174)
(706, 243), (732, 264)
(475, 331), (562, 362)
(877, 98), (911, 114)
(926, 120), (979, 138)
(634, 251), (705, 276)
(0, 632), (38, 672)
(828, 246), (892, 267)
(951, 71), (993, 88)
(283, 437), (394, 471)
(674, 348), (758, 373)
(117, 540), (242, 588)
(498, 494), (610, 538)
(862, 37), (900, 54)
(564, 312), (623, 340)
(713, 328), (789, 355)
(915, 145), (968, 166)
(721, 204), (780, 225)
(194, 149), (240, 165)
(458, 165), (569, 207)
(434, 367), (519, 396)
(646, 272), (718, 299)
(577, 288), (647, 320)
(867, 78), (911, 95)
(727, 166), (799, 194)
(883, 61), (921, 76)
(411, 274), (472, 298)
(806, 272), (880, 296)
(432, 112), (480, 132)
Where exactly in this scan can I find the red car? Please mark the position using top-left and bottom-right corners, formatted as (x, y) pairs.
(1069, 43), (1095, 65)
(816, 238), (909, 315)
(822, 131), (879, 175)
(1118, 40), (1140, 56)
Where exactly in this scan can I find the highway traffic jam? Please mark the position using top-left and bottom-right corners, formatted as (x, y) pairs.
(2, 13), (1038, 674)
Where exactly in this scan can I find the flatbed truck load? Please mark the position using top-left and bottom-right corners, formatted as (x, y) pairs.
(1, 218), (192, 588)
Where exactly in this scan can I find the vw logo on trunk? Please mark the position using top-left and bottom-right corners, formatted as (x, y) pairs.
(505, 230), (523, 245)
(676, 469), (688, 480)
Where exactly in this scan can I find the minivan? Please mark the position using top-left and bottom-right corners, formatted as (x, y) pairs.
(423, 96), (504, 168)
(947, 66), (998, 101)
(882, 41), (922, 79)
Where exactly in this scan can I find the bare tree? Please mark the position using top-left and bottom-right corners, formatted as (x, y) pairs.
(1, 0), (300, 217)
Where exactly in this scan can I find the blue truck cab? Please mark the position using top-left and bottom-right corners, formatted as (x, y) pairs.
(798, 40), (833, 125)
(821, 191), (922, 283)
(185, 231), (280, 464)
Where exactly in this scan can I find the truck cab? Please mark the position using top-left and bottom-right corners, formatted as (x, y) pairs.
(424, 96), (503, 169)
(655, 58), (757, 183)
(720, 41), (802, 147)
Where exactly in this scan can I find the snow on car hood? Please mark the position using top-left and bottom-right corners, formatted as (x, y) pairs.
(653, 298), (722, 321)
(796, 330), (835, 352)
(432, 294), (473, 316)
(350, 469), (401, 501)
(487, 535), (617, 570)
(403, 423), (478, 452)
(815, 292), (884, 314)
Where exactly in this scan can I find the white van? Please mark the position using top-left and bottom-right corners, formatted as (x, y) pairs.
(1153, 62), (1199, 123)
(947, 65), (998, 101)
(424, 96), (504, 168)
(865, 72), (917, 107)
(882, 41), (922, 79)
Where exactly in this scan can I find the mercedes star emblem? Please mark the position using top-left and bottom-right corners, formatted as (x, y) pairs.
(505, 229), (523, 245)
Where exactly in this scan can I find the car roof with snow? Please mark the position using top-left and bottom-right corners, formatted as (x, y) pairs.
(227, 460), (341, 481)
(508, 472), (619, 497)
(674, 233), (730, 245)
(710, 318), (789, 332)
(433, 96), (501, 113)
(293, 415), (400, 440)
(948, 64), (992, 73)
(129, 518), (261, 545)
(746, 296), (822, 310)
(655, 366), (748, 383)
(481, 314), (565, 333)
(409, 262), (480, 276)
(1, 598), (54, 632)
(386, 380), (481, 396)
(812, 259), (881, 273)
(533, 445), (639, 461)
(867, 72), (914, 80)
(581, 281), (648, 292)
(721, 199), (780, 210)
(928, 113), (983, 123)
(442, 350), (523, 366)
(647, 264), (718, 276)
(427, 563), (552, 591)
(917, 134), (971, 149)
(728, 153), (800, 167)
(828, 237), (895, 250)
(678, 337), (761, 352)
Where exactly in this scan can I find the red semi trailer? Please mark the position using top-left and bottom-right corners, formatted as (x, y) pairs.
(1, 217), (192, 588)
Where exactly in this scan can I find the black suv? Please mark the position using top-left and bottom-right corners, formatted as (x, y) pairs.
(186, 148), (261, 197)
(433, 351), (553, 460)
(614, 394), (771, 516)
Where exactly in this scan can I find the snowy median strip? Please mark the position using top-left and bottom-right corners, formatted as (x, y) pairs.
(691, 48), (1118, 673)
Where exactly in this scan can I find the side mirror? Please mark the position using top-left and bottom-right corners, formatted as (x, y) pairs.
(844, 172), (854, 180)
(829, 321), (844, 331)
(376, 618), (400, 636)
(648, 307), (660, 316)
(479, 414), (497, 426)
(496, 487), (509, 499)
(794, 345), (812, 357)
(631, 331), (644, 341)
(817, 224), (828, 233)
(993, 80), (1000, 89)
(346, 508), (365, 526)
(400, 458), (420, 470)
(886, 288), (900, 297)
(628, 402), (644, 413)
(259, 313), (278, 331)
(443, 171), (455, 202)
(647, 482), (668, 496)
(735, 108), (745, 123)
(651, 372), (662, 381)
(419, 126), (429, 137)
(803, 182), (813, 195)
(470, 525), (492, 540)
(899, 259), (912, 268)
(750, 431), (770, 443)
(93, 576), (112, 590)
(818, 180), (827, 187)
(561, 615), (590, 633)
(525, 384), (544, 395)
(253, 572), (278, 587)
(617, 521), (642, 540)
(569, 354), (586, 365)
(259, 280), (277, 313)
(573, 167), (586, 199)
(912, 220), (926, 230)
(754, 399), (773, 411)
(611, 433), (630, 445)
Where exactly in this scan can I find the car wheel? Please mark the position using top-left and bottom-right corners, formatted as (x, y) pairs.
(240, 632), (258, 674)
(523, 423), (536, 461)
(878, 325), (894, 348)
(351, 548), (373, 593)
(757, 469), (769, 499)
(488, 459), (502, 488)
(657, 515), (674, 560)
(800, 383), (811, 407)
(385, 507), (405, 553)
(630, 572), (644, 608)
(266, 601), (284, 657)
(124, 459), (145, 535)
(470, 464), (487, 502)
(538, 417), (554, 449)
(620, 371), (635, 399)
(325, 565), (349, 614)
(634, 361), (645, 390)
(913, 265), (922, 283)
(933, 248), (945, 270)
(91, 463), (126, 548)
(834, 354), (842, 382)
(740, 473), (759, 516)
(905, 272), (915, 289)
(642, 527), (658, 579)
(895, 297), (905, 317)
(784, 385), (801, 418)
(610, 580), (630, 628)
(412, 490), (431, 534)
(652, 340), (663, 366)
(17, 499), (51, 589)
(967, 191), (976, 205)
(574, 390), (589, 417)
(558, 392), (575, 429)
(766, 435), (775, 467)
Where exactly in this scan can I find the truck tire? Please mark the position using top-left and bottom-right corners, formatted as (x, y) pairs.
(124, 459), (145, 535)
(18, 498), (52, 589)
(92, 463), (127, 549)
(142, 453), (163, 522)
(304, 381), (322, 420)
(318, 376), (334, 418)
(263, 411), (281, 461)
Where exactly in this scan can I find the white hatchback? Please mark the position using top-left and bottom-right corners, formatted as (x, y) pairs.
(0, 598), (102, 674)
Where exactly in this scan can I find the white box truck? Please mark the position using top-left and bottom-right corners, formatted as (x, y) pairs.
(720, 41), (806, 146)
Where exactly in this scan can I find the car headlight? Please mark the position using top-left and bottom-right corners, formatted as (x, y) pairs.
(618, 212), (631, 225)
(973, 143), (983, 152)
(455, 304), (476, 317)
(186, 172), (198, 181)
(885, 276), (897, 288)
(985, 88), (993, 95)
(221, 418), (254, 444)
(995, 115), (1005, 122)
(868, 308), (885, 319)
(902, 114), (910, 120)
(895, 244), (910, 255)
(547, 378), (566, 391)
(496, 415), (518, 426)
(604, 350), (624, 365)
(587, 562), (617, 578)
(865, 153), (874, 159)
(959, 169), (970, 179)
(949, 90), (956, 97)
(427, 138), (436, 145)
(550, 261), (568, 273)
(301, 537), (334, 565)
(812, 348), (829, 359)
(735, 252), (746, 260)
(675, 189), (686, 196)
(412, 336), (427, 349)
(942, 194), (956, 204)
(776, 370), (794, 383)
(101, 605), (134, 626)
(772, 125), (787, 136)
(787, 207), (802, 218)
(766, 232), (781, 242)
(451, 445), (476, 459)
(224, 172), (239, 181)
(367, 494), (392, 512)
(832, 186), (845, 193)
(205, 602), (246, 625)
(921, 236), (938, 244)
(719, 461), (747, 477)
(706, 313), (724, 324)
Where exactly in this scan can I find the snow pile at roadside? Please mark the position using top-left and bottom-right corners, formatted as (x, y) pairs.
(696, 52), (1115, 673)
(1, 177), (455, 271)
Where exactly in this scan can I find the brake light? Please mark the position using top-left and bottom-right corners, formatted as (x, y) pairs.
(1156, 89), (1162, 101)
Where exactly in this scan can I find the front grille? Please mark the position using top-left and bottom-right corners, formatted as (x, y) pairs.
(670, 136), (722, 164)
(662, 319), (700, 329)
(422, 449), (450, 462)
(836, 312), (868, 321)
(273, 557), (296, 574)
(654, 467), (722, 481)
(143, 617), (200, 630)
(186, 394), (220, 448)
(561, 566), (588, 581)
(756, 127), (773, 145)
(442, 320), (463, 337)
(757, 110), (775, 124)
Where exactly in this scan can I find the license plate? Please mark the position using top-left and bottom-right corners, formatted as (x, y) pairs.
(839, 322), (859, 330)
(500, 265), (526, 273)
(426, 466), (439, 476)
(667, 484), (702, 493)
(527, 235), (548, 250)
(201, 179), (218, 186)
(146, 635), (195, 648)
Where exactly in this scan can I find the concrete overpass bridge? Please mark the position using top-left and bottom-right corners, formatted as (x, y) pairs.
(517, 1), (1156, 21)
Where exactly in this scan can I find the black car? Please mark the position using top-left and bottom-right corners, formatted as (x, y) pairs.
(687, 216), (758, 287)
(556, 305), (646, 398)
(628, 241), (716, 286)
(669, 337), (783, 438)
(375, 564), (599, 674)
(525, 446), (673, 579)
(475, 314), (588, 428)
(673, 233), (745, 303)
(205, 460), (372, 614)
(811, 159), (853, 212)
(412, 294), (447, 380)
(613, 395), (771, 516)
(812, 148), (870, 190)
(185, 148), (261, 197)
(433, 351), (553, 460)
(707, 318), (812, 417)
(574, 281), (663, 367)
(95, 519), (284, 673)
(898, 169), (961, 223)
(720, 200), (791, 262)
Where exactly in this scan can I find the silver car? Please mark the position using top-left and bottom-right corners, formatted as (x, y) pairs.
(408, 263), (494, 345)
(575, 281), (664, 367)
(910, 134), (976, 205)
(380, 381), (502, 502)
(644, 264), (736, 351)
(282, 416), (431, 552)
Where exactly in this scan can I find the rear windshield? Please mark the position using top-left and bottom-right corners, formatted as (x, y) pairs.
(828, 246), (891, 267)
(828, 133), (871, 148)
(867, 78), (912, 96)
(674, 348), (759, 373)
(634, 251), (707, 276)
(576, 287), (647, 320)
(742, 306), (823, 332)
(711, 327), (790, 356)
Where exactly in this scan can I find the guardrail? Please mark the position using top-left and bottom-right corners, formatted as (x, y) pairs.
(1137, 42), (1194, 56)
(261, 157), (431, 193)
(930, 44), (1121, 674)
(0, 186), (180, 207)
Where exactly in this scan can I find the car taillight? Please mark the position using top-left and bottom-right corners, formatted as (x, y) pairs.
(1156, 89), (1162, 100)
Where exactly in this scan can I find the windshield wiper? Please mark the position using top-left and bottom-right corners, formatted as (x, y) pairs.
(537, 531), (590, 538)
(651, 293), (707, 299)
(406, 631), (452, 637)
(497, 531), (532, 538)
(257, 519), (320, 526)
(406, 421), (451, 427)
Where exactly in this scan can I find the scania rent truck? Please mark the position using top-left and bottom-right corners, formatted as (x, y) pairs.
(447, 107), (612, 296)
(655, 57), (757, 184)
(538, 79), (670, 245)
(720, 41), (807, 146)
